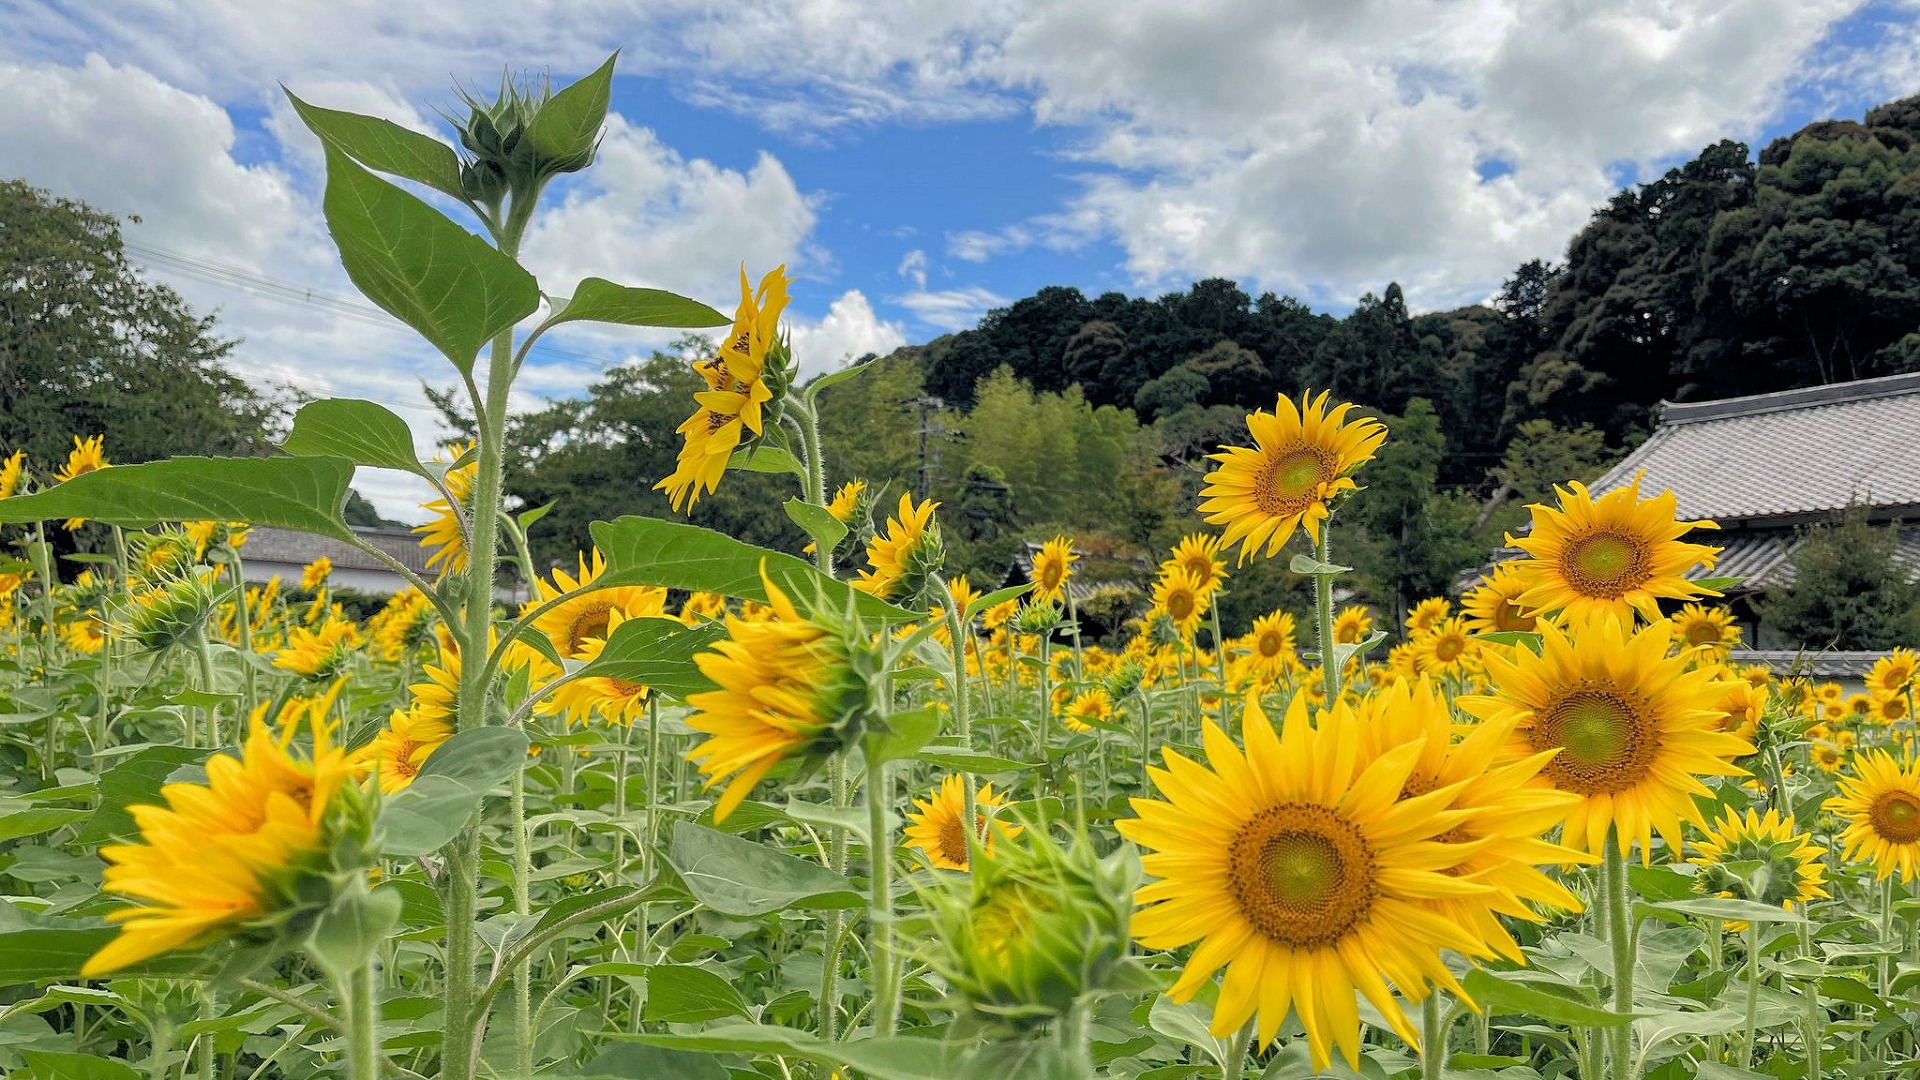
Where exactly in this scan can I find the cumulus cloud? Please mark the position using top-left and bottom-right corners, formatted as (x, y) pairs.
(893, 286), (1008, 332)
(790, 290), (907, 373)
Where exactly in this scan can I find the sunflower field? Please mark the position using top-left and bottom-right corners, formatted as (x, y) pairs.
(4, 57), (1920, 1080)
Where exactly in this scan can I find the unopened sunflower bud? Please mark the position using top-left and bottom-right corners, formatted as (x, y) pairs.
(113, 569), (219, 654)
(1011, 600), (1060, 637)
(1101, 658), (1146, 701)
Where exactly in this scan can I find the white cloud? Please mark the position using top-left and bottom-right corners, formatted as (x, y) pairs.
(897, 248), (928, 288)
(893, 286), (1007, 332)
(790, 289), (907, 373)
(946, 226), (1031, 262)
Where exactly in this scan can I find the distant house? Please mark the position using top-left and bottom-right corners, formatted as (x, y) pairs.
(238, 525), (528, 603)
(1583, 371), (1920, 657)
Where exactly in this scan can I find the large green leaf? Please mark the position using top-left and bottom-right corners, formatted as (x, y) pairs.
(571, 617), (724, 702)
(784, 499), (847, 554)
(280, 399), (428, 477)
(623, 1024), (963, 1080)
(286, 91), (465, 199)
(667, 822), (862, 917)
(317, 143), (539, 374)
(377, 727), (530, 857)
(526, 53), (617, 163)
(641, 964), (751, 1023)
(19, 1050), (142, 1080)
(0, 928), (202, 986)
(0, 807), (89, 844)
(1462, 968), (1639, 1027)
(0, 457), (355, 540)
(547, 277), (727, 331)
(591, 516), (914, 622)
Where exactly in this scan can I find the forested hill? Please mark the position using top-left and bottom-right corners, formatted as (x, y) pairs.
(886, 94), (1920, 487)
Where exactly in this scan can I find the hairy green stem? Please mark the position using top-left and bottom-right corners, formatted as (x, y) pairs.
(1740, 921), (1761, 1071)
(1221, 1021), (1253, 1080)
(1313, 524), (1341, 703)
(342, 959), (380, 1080)
(1421, 993), (1447, 1080)
(509, 766), (533, 1078)
(820, 755), (850, 1039)
(866, 754), (899, 1035)
(1604, 838), (1636, 1080)
(1208, 599), (1230, 727)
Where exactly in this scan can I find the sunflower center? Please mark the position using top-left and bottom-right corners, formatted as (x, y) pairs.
(1685, 620), (1723, 646)
(1881, 698), (1909, 722)
(1433, 635), (1464, 663)
(1167, 590), (1196, 623)
(938, 810), (974, 867)
(1040, 564), (1064, 591)
(1493, 600), (1534, 633)
(1254, 445), (1335, 518)
(565, 603), (614, 655)
(1228, 803), (1376, 948)
(608, 678), (647, 699)
(1533, 688), (1660, 795)
(1258, 631), (1284, 659)
(1560, 532), (1650, 598)
(1871, 791), (1920, 843)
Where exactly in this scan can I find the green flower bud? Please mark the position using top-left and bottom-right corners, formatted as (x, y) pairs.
(112, 569), (218, 654)
(1012, 600), (1061, 637)
(1101, 658), (1146, 701)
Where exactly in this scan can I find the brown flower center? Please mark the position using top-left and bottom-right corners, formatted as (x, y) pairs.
(1166, 588), (1196, 623)
(939, 810), (974, 867)
(1254, 444), (1335, 520)
(1559, 532), (1650, 598)
(1532, 687), (1661, 795)
(1492, 598), (1535, 633)
(1432, 634), (1465, 663)
(565, 602), (614, 656)
(1685, 619), (1723, 646)
(1870, 791), (1920, 844)
(1227, 803), (1376, 948)
(1258, 631), (1285, 659)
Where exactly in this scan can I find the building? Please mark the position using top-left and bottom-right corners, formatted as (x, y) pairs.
(237, 525), (528, 603)
(1585, 371), (1920, 659)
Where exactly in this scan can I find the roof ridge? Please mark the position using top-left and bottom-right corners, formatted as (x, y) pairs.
(1658, 371), (1920, 424)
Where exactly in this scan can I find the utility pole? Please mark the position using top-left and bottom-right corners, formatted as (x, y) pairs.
(906, 395), (946, 500)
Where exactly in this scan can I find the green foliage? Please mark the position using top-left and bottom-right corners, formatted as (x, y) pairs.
(1763, 506), (1920, 649)
(1346, 400), (1490, 627)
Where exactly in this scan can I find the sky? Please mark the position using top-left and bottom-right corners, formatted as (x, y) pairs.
(4, 1), (1919, 521)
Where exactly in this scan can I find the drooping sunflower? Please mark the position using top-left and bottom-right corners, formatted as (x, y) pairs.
(1029, 535), (1078, 606)
(656, 266), (790, 512)
(1461, 613), (1751, 858)
(853, 493), (940, 602)
(1198, 391), (1388, 565)
(685, 570), (861, 822)
(1248, 610), (1297, 682)
(1150, 567), (1208, 641)
(1331, 604), (1373, 646)
(904, 774), (1022, 870)
(1504, 475), (1721, 623)
(1461, 563), (1536, 636)
(1672, 603), (1740, 658)
(1412, 615), (1476, 679)
(0, 449), (27, 499)
(54, 435), (109, 530)
(1061, 687), (1115, 733)
(273, 617), (362, 680)
(415, 441), (477, 576)
(527, 548), (668, 660)
(1689, 807), (1829, 928)
(1169, 533), (1228, 599)
(84, 710), (355, 976)
(1404, 597), (1450, 638)
(1119, 694), (1505, 1068)
(1868, 649), (1918, 699)
(1825, 750), (1920, 881)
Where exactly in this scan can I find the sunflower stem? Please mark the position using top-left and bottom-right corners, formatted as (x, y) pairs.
(1208, 598), (1230, 728)
(190, 626), (219, 750)
(1221, 1021), (1253, 1080)
(1313, 523), (1341, 704)
(1740, 920), (1761, 1071)
(865, 752), (899, 1035)
(339, 956), (381, 1080)
(820, 755), (850, 1040)
(936, 574), (976, 814)
(1420, 993), (1447, 1080)
(442, 819), (483, 1080)
(1603, 836), (1636, 1080)
(509, 764), (533, 1078)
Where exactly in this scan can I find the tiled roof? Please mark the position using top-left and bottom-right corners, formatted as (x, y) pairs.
(241, 525), (434, 576)
(1590, 371), (1920, 524)
(1727, 649), (1891, 679)
(1486, 526), (1919, 591)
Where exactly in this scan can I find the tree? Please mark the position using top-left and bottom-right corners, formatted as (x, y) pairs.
(1132, 367), (1209, 421)
(1347, 399), (1486, 625)
(1061, 320), (1137, 407)
(1765, 508), (1920, 649)
(0, 180), (283, 468)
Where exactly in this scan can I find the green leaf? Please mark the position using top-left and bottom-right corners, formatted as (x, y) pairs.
(868, 706), (942, 764)
(280, 398), (428, 477)
(74, 745), (209, 844)
(20, 1050), (141, 1080)
(1691, 576), (1745, 593)
(0, 808), (89, 843)
(785, 499), (848, 554)
(642, 964), (752, 1023)
(547, 277), (727, 330)
(1648, 897), (1806, 924)
(306, 883), (403, 975)
(0, 929), (201, 986)
(573, 1044), (729, 1080)
(667, 822), (862, 917)
(728, 444), (806, 478)
(964, 584), (1032, 622)
(591, 516), (915, 622)
(571, 617), (725, 702)
(916, 747), (1036, 775)
(1286, 553), (1352, 576)
(377, 727), (530, 857)
(317, 143), (539, 374)
(1475, 630), (1544, 651)
(1328, 631), (1388, 668)
(285, 91), (465, 199)
(526, 53), (617, 163)
(623, 1024), (964, 1080)
(0, 457), (355, 540)
(803, 356), (877, 400)
(1462, 969), (1639, 1027)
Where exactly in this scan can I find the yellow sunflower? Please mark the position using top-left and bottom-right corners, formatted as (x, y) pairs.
(685, 569), (853, 821)
(527, 548), (668, 660)
(184, 520), (248, 561)
(538, 611), (663, 727)
(1029, 535), (1078, 605)
(0, 449), (27, 499)
(1331, 605), (1373, 646)
(1248, 610), (1298, 681)
(1460, 563), (1536, 636)
(1689, 807), (1829, 929)
(1170, 533), (1228, 599)
(853, 493), (939, 602)
(656, 266), (790, 512)
(1712, 677), (1768, 742)
(806, 479), (869, 554)
(61, 617), (107, 654)
(299, 557), (332, 592)
(415, 441), (477, 576)
(54, 435), (109, 530)
(1150, 567), (1208, 641)
(1384, 641), (1423, 682)
(1873, 693), (1910, 726)
(1672, 603), (1740, 657)
(1868, 649), (1917, 698)
(1824, 750), (1920, 881)
(904, 775), (1022, 870)
(351, 701), (453, 794)
(1404, 597), (1450, 638)
(1845, 694), (1874, 722)
(273, 616), (362, 680)
(1461, 613), (1751, 858)
(1810, 740), (1845, 774)
(1504, 475), (1720, 623)
(1118, 694), (1506, 1068)
(1061, 687), (1115, 733)
(1198, 390), (1388, 565)
(84, 709), (355, 976)
(1412, 615), (1476, 679)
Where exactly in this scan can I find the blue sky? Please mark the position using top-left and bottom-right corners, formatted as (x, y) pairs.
(2, 1), (1918, 517)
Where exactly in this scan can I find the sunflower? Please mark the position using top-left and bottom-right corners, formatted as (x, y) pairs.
(1461, 613), (1751, 858)
(0, 449), (26, 499)
(1845, 694), (1875, 722)
(1825, 750), (1920, 881)
(1712, 677), (1768, 742)
(1331, 605), (1373, 646)
(1029, 535), (1078, 605)
(685, 569), (857, 822)
(1384, 641), (1423, 682)
(527, 548), (668, 661)
(1061, 687), (1115, 733)
(61, 616), (107, 654)
(1170, 533), (1228, 599)
(1404, 597), (1450, 638)
(1412, 616), (1476, 679)
(1248, 610), (1298, 681)
(536, 610), (663, 727)
(853, 493), (940, 602)
(1198, 391), (1388, 565)
(1689, 807), (1829, 929)
(1672, 603), (1740, 657)
(679, 591), (730, 625)
(1119, 694), (1507, 1068)
(274, 617), (362, 680)
(415, 441), (477, 576)
(1150, 568), (1208, 641)
(1504, 475), (1720, 623)
(904, 774), (1022, 870)
(54, 435), (110, 530)
(1869, 649), (1918, 698)
(1460, 563), (1536, 636)
(300, 558), (332, 592)
(656, 266), (790, 512)
(1873, 693), (1910, 726)
(83, 709), (355, 976)
(352, 699), (453, 794)
(1810, 740), (1845, 774)
(184, 520), (248, 561)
